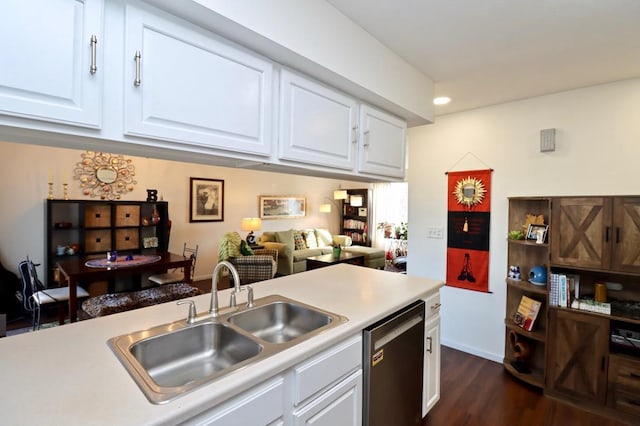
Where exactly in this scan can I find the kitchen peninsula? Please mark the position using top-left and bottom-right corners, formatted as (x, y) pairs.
(0, 265), (442, 425)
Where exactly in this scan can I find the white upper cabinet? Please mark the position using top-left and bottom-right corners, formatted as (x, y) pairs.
(123, 3), (273, 156)
(0, 0), (103, 128)
(278, 69), (358, 170)
(357, 105), (407, 178)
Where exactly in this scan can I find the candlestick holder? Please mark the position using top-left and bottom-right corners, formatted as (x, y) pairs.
(63, 183), (69, 200)
(48, 182), (54, 200)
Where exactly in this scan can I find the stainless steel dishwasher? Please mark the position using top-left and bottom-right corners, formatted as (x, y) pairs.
(363, 300), (425, 426)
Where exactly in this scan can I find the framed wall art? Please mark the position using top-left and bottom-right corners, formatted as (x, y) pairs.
(259, 195), (306, 219)
(190, 177), (224, 222)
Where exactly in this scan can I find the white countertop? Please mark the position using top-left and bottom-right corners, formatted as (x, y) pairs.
(0, 265), (442, 425)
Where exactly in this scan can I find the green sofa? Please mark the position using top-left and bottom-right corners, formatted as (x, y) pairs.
(258, 228), (385, 275)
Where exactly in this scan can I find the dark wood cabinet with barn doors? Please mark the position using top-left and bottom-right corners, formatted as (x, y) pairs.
(504, 195), (640, 425)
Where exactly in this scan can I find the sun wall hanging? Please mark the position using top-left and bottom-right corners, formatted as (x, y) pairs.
(73, 151), (137, 200)
(444, 151), (494, 294)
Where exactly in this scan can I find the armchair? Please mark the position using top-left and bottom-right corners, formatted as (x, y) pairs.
(228, 249), (278, 285)
(218, 232), (278, 286)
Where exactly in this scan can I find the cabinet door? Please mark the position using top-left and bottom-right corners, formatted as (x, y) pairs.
(611, 197), (640, 273)
(0, 0), (102, 128)
(278, 69), (358, 170)
(550, 197), (612, 269)
(181, 376), (284, 426)
(124, 3), (273, 156)
(422, 315), (441, 416)
(546, 308), (609, 404)
(292, 370), (362, 426)
(357, 105), (406, 178)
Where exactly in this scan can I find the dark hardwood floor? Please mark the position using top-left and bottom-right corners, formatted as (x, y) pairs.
(424, 346), (628, 426)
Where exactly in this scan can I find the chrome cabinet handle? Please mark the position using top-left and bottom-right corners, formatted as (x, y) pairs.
(431, 302), (441, 311)
(351, 126), (358, 144)
(134, 50), (142, 86)
(363, 129), (370, 147)
(426, 336), (433, 354)
(90, 35), (98, 74)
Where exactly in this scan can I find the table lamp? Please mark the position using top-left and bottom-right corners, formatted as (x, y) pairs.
(241, 217), (262, 244)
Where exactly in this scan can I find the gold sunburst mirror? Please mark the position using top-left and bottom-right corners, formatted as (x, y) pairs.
(73, 151), (137, 200)
(453, 176), (486, 208)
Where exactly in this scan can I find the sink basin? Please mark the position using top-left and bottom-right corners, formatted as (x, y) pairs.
(227, 299), (336, 343)
(108, 295), (347, 404)
(130, 322), (261, 388)
(109, 321), (263, 404)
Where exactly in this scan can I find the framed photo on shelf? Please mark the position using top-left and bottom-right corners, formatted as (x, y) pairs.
(190, 177), (224, 222)
(526, 224), (548, 244)
(259, 195), (306, 219)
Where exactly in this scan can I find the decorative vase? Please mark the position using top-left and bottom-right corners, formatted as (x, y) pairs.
(332, 247), (341, 258)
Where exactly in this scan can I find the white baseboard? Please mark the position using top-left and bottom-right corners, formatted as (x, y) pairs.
(441, 338), (503, 364)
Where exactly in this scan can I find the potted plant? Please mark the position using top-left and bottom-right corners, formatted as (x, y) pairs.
(395, 222), (408, 240)
(332, 242), (342, 258)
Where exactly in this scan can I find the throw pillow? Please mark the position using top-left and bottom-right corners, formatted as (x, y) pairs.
(315, 228), (333, 247)
(240, 240), (254, 256)
(275, 229), (294, 248)
(333, 235), (352, 247)
(218, 232), (242, 261)
(302, 229), (318, 248)
(293, 230), (307, 250)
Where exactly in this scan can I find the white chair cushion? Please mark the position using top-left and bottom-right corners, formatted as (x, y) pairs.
(148, 272), (184, 285)
(32, 286), (89, 305)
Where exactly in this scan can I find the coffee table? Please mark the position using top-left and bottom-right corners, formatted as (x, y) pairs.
(306, 252), (365, 270)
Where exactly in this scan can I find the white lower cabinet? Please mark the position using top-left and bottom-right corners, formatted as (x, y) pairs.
(180, 377), (285, 426)
(292, 370), (362, 426)
(181, 334), (362, 426)
(123, 2), (273, 156)
(0, 0), (103, 128)
(423, 291), (441, 416)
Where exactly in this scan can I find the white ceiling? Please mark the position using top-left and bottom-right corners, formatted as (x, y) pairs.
(326, 0), (640, 116)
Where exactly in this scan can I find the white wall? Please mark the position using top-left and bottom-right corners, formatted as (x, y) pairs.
(407, 78), (640, 361)
(0, 141), (361, 282)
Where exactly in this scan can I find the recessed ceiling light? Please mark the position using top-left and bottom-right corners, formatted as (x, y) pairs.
(433, 96), (451, 105)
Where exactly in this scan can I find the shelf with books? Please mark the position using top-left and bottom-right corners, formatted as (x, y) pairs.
(504, 197), (551, 389)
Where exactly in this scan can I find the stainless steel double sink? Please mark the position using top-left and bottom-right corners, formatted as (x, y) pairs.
(108, 294), (348, 404)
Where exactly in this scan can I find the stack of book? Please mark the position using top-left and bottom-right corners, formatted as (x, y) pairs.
(550, 272), (611, 314)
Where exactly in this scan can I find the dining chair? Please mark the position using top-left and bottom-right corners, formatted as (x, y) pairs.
(149, 243), (198, 285)
(18, 256), (89, 330)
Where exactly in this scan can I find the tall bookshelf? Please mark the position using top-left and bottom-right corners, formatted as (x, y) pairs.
(503, 197), (551, 388)
(340, 189), (372, 247)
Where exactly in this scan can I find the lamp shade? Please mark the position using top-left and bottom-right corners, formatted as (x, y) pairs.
(319, 204), (332, 213)
(333, 190), (348, 200)
(241, 217), (262, 231)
